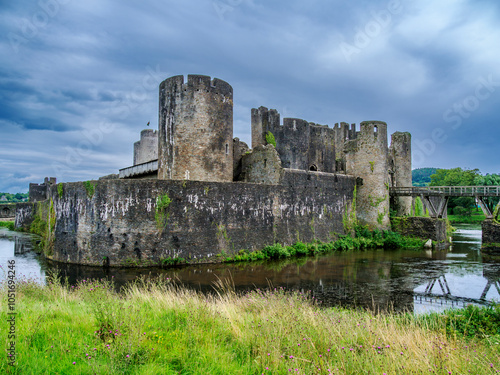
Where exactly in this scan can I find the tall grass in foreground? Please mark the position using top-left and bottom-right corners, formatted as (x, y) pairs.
(1, 276), (499, 374)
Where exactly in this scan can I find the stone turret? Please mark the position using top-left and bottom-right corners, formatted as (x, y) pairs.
(345, 121), (390, 230)
(389, 132), (412, 216)
(158, 75), (233, 182)
(133, 129), (158, 166)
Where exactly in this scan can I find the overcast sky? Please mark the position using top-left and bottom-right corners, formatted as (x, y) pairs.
(1, 0), (499, 193)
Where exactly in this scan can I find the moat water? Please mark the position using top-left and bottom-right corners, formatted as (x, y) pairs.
(1, 224), (499, 314)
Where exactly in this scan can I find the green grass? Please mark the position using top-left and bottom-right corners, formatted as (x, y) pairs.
(1, 276), (499, 374)
(448, 212), (486, 224)
(226, 227), (423, 263)
(415, 304), (500, 339)
(0, 221), (15, 231)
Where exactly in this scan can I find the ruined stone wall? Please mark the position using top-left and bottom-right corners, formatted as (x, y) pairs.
(29, 177), (56, 202)
(389, 132), (412, 216)
(29, 184), (48, 202)
(239, 144), (284, 184)
(15, 203), (35, 230)
(0, 203), (16, 219)
(133, 129), (158, 166)
(309, 124), (335, 172)
(251, 107), (338, 173)
(391, 217), (447, 243)
(158, 75), (233, 182)
(345, 121), (390, 230)
(333, 122), (356, 171)
(232, 137), (250, 180)
(51, 171), (355, 266)
(482, 220), (500, 255)
(387, 132), (413, 218)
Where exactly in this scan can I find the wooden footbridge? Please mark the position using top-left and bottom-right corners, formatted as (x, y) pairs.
(390, 186), (500, 219)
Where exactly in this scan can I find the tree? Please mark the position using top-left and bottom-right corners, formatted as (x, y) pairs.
(474, 174), (500, 213)
(412, 168), (437, 186)
(430, 168), (481, 216)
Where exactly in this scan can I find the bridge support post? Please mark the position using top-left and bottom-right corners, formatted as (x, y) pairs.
(420, 195), (448, 218)
(477, 196), (494, 219)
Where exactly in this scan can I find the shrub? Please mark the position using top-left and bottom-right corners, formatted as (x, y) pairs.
(265, 131), (276, 148)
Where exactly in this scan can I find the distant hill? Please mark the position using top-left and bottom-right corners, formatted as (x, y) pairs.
(412, 168), (437, 187)
(0, 192), (28, 203)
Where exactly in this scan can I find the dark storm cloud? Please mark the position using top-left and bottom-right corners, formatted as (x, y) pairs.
(0, 0), (499, 193)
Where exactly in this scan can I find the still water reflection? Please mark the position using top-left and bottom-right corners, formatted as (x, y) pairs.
(1, 224), (499, 314)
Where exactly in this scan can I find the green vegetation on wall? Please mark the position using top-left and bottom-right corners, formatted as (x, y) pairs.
(377, 210), (386, 225)
(342, 185), (357, 234)
(29, 199), (56, 256)
(155, 193), (172, 231)
(83, 181), (96, 198)
(57, 183), (63, 199)
(368, 194), (386, 208)
(265, 131), (276, 148)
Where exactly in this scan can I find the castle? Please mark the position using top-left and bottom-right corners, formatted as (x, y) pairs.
(15, 75), (415, 267)
(119, 75), (412, 230)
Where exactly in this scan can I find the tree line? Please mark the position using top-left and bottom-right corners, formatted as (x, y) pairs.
(0, 192), (28, 203)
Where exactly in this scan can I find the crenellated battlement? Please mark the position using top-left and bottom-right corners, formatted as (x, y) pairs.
(158, 74), (233, 182)
(160, 74), (233, 98)
(357, 121), (388, 147)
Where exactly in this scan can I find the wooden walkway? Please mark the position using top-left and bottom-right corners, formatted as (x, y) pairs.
(390, 186), (500, 197)
(389, 186), (500, 219)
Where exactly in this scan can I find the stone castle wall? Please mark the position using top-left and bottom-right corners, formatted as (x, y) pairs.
(251, 107), (339, 173)
(0, 203), (16, 219)
(51, 170), (355, 266)
(158, 75), (233, 182)
(482, 220), (500, 255)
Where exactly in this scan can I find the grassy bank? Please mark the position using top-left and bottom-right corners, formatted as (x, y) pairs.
(448, 213), (486, 224)
(1, 276), (499, 374)
(217, 227), (424, 264)
(0, 221), (15, 231)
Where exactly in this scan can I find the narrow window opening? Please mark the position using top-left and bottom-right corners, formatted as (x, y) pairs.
(374, 125), (378, 139)
(264, 159), (267, 168)
(225, 143), (229, 155)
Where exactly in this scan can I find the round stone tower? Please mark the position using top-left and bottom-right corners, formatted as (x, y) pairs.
(389, 132), (412, 216)
(133, 129), (158, 166)
(345, 121), (390, 230)
(158, 75), (233, 182)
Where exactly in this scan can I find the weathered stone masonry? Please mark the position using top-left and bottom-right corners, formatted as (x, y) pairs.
(482, 220), (500, 255)
(51, 171), (354, 266)
(17, 73), (437, 266)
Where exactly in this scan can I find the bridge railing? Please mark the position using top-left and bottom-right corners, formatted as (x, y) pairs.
(390, 186), (500, 197)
